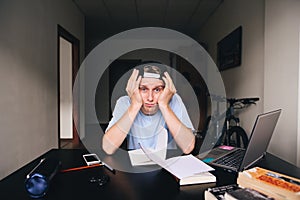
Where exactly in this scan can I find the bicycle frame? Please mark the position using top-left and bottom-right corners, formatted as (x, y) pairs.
(204, 97), (259, 148)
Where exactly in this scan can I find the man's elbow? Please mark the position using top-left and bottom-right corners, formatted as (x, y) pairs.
(182, 137), (195, 154)
(102, 138), (116, 155)
(103, 146), (116, 155)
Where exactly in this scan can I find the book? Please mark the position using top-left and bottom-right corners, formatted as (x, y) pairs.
(177, 171), (216, 186)
(204, 184), (240, 200)
(204, 184), (274, 200)
(139, 144), (216, 186)
(224, 187), (274, 200)
(237, 167), (300, 200)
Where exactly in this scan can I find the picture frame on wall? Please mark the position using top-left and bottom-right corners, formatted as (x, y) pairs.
(217, 26), (242, 71)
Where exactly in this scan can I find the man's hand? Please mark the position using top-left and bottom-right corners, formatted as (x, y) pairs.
(126, 69), (142, 107)
(158, 72), (176, 108)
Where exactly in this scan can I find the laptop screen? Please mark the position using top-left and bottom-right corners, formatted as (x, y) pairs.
(240, 109), (281, 171)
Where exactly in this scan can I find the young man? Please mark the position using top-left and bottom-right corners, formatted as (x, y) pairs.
(102, 63), (195, 155)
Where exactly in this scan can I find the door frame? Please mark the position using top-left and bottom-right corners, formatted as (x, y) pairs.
(57, 25), (80, 148)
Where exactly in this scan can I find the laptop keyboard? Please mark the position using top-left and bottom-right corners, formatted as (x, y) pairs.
(214, 149), (245, 169)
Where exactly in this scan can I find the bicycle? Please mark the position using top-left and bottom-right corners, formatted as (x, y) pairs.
(202, 96), (259, 149)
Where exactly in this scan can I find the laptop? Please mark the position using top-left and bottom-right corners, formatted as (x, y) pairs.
(197, 109), (281, 172)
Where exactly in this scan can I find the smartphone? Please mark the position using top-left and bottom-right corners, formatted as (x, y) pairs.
(83, 153), (101, 166)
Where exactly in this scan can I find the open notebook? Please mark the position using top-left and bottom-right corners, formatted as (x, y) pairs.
(128, 127), (168, 166)
(139, 143), (216, 185)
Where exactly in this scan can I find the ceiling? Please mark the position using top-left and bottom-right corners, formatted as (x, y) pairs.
(73, 0), (223, 39)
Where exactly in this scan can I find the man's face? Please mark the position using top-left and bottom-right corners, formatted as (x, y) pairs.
(139, 77), (165, 115)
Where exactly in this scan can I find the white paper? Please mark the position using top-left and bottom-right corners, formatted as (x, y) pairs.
(128, 148), (153, 165)
(128, 127), (167, 166)
(140, 144), (215, 179)
(165, 155), (215, 179)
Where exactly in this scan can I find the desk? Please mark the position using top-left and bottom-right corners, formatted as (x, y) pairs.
(0, 149), (299, 200)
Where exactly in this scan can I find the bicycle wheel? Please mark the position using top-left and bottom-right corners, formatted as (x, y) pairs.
(226, 126), (249, 148)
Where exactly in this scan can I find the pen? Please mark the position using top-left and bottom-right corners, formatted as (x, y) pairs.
(60, 163), (103, 173)
(26, 158), (46, 178)
(102, 161), (116, 174)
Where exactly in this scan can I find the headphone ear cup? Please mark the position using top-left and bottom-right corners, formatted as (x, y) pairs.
(24, 158), (61, 198)
(25, 174), (48, 198)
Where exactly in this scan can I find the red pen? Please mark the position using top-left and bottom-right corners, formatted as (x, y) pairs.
(60, 163), (103, 173)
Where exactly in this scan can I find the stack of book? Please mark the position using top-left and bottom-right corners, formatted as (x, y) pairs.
(204, 184), (274, 200)
(205, 166), (300, 200)
(224, 187), (275, 200)
(204, 184), (240, 200)
(237, 167), (300, 200)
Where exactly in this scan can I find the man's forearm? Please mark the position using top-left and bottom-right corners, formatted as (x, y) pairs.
(159, 105), (195, 154)
(102, 104), (141, 154)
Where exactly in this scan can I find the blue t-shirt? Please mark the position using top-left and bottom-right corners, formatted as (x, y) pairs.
(106, 93), (194, 150)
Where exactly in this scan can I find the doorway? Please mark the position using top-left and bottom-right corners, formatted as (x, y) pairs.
(57, 25), (82, 149)
(176, 55), (208, 131)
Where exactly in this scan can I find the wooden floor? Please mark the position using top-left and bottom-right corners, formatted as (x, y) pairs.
(59, 124), (108, 150)
(60, 139), (86, 149)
